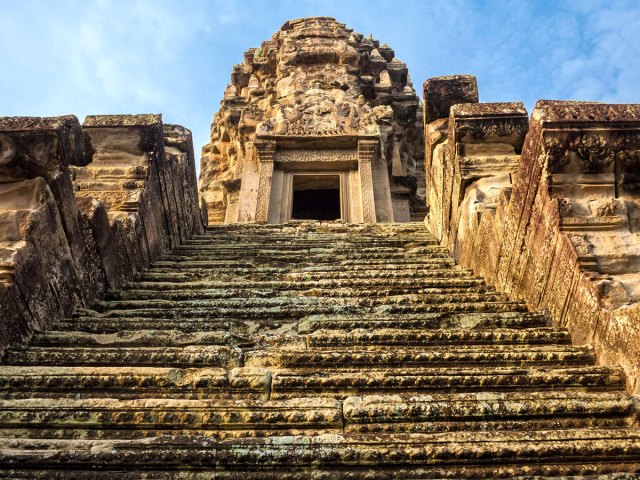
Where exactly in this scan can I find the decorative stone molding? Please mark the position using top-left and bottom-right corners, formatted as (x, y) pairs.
(254, 140), (276, 223)
(275, 149), (358, 163)
(358, 139), (378, 223)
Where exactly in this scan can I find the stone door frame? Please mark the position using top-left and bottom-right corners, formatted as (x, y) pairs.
(254, 135), (379, 224)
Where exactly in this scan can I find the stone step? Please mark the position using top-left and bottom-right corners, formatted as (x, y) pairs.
(162, 251), (452, 262)
(270, 365), (626, 398)
(306, 327), (570, 347)
(177, 239), (441, 249)
(1, 430), (639, 477)
(95, 293), (516, 312)
(54, 317), (247, 334)
(245, 345), (594, 368)
(0, 364), (624, 400)
(139, 267), (475, 282)
(83, 300), (528, 320)
(0, 366), (270, 399)
(5, 345), (244, 368)
(123, 277), (487, 293)
(342, 391), (634, 433)
(113, 285), (498, 301)
(297, 312), (547, 333)
(200, 222), (428, 234)
(0, 397), (342, 434)
(0, 392), (630, 440)
(27, 330), (250, 348)
(55, 311), (544, 335)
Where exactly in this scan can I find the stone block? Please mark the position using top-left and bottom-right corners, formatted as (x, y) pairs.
(422, 74), (479, 124)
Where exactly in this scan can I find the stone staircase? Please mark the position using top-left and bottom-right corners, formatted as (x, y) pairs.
(0, 222), (639, 479)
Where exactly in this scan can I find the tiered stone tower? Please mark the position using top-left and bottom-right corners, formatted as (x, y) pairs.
(199, 17), (425, 224)
(0, 15), (640, 479)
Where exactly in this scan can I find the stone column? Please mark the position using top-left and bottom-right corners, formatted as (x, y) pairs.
(358, 139), (378, 223)
(254, 140), (276, 223)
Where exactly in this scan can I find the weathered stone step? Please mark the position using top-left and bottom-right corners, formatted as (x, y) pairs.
(162, 250), (452, 262)
(270, 365), (626, 398)
(140, 267), (475, 282)
(1, 430), (639, 477)
(298, 312), (546, 333)
(144, 263), (461, 281)
(124, 277), (486, 293)
(200, 222), (429, 234)
(343, 391), (634, 433)
(27, 330), (251, 348)
(54, 317), (248, 334)
(245, 345), (594, 368)
(114, 285), (497, 301)
(0, 397), (341, 433)
(95, 292), (515, 312)
(0, 366), (269, 399)
(56, 311), (543, 335)
(0, 392), (630, 441)
(86, 300), (527, 320)
(5, 345), (244, 368)
(150, 257), (457, 270)
(306, 327), (570, 347)
(179, 239), (440, 249)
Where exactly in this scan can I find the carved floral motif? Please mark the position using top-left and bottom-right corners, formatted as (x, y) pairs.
(456, 118), (528, 141)
(574, 133), (615, 173)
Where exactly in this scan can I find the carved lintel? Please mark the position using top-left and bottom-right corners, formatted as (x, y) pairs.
(449, 103), (529, 153)
(275, 149), (358, 163)
(544, 130), (640, 175)
(358, 139), (378, 223)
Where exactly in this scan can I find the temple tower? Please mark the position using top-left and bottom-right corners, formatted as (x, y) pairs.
(199, 17), (424, 224)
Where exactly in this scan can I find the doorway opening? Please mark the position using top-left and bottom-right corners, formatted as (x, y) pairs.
(291, 174), (341, 220)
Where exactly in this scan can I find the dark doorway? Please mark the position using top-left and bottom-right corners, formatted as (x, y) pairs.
(291, 175), (341, 220)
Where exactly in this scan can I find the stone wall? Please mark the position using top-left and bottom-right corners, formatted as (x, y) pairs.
(0, 114), (204, 357)
(424, 75), (640, 393)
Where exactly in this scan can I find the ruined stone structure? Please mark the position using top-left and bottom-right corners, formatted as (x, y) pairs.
(199, 17), (425, 224)
(423, 76), (640, 394)
(0, 114), (203, 361)
(1, 15), (640, 479)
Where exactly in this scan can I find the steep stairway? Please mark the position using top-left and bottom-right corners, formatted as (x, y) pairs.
(0, 222), (639, 479)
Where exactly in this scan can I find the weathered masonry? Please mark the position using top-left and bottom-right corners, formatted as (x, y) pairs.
(422, 75), (640, 394)
(1, 14), (640, 479)
(199, 17), (425, 224)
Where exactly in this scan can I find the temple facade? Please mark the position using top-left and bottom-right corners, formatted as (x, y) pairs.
(199, 17), (425, 224)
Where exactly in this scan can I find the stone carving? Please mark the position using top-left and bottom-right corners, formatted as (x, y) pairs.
(575, 133), (615, 173)
(275, 148), (358, 163)
(199, 17), (424, 223)
(358, 139), (378, 222)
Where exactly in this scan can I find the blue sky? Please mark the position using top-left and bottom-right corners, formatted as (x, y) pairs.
(1, 0), (639, 169)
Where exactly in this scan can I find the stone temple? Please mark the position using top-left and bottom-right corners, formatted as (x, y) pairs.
(1, 15), (640, 479)
(199, 17), (425, 224)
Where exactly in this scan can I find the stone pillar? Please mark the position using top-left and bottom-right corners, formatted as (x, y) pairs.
(254, 140), (276, 223)
(358, 139), (378, 223)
